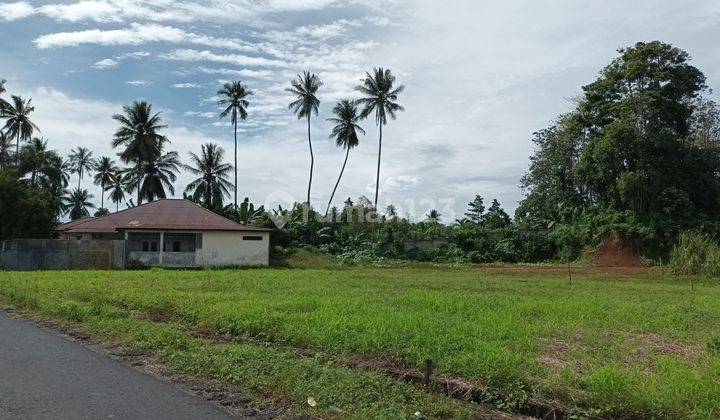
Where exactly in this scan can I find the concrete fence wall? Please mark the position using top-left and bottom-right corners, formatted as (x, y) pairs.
(0, 239), (126, 271)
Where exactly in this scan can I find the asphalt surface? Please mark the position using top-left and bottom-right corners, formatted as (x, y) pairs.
(0, 311), (234, 420)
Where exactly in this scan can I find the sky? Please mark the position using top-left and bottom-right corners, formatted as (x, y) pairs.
(2, 0), (720, 222)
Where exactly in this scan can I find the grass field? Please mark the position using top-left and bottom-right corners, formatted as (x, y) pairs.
(1, 267), (719, 418)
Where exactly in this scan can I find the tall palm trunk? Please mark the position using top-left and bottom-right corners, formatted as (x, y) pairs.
(374, 123), (383, 208)
(233, 118), (238, 209)
(100, 181), (105, 209)
(306, 115), (313, 206)
(326, 146), (350, 217)
(77, 171), (82, 190)
(15, 133), (20, 166)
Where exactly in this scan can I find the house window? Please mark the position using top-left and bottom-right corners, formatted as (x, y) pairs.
(150, 241), (158, 252)
(242, 235), (263, 241)
(142, 241), (149, 252)
(172, 241), (181, 252)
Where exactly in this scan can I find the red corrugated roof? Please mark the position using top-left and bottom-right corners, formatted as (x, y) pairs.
(55, 216), (96, 232)
(56, 199), (271, 234)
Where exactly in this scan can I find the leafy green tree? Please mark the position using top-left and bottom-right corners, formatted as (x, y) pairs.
(287, 71), (322, 206)
(464, 195), (485, 223)
(67, 188), (95, 220)
(183, 143), (233, 211)
(0, 169), (55, 239)
(93, 156), (120, 211)
(519, 41), (719, 245)
(325, 99), (365, 216)
(1, 95), (39, 166)
(94, 208), (110, 217)
(355, 68), (404, 208)
(69, 146), (96, 190)
(483, 199), (512, 229)
(218, 81), (252, 209)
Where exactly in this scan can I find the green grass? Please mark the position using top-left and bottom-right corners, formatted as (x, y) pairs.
(1, 267), (719, 418)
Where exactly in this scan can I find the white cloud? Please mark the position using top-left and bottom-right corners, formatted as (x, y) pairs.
(295, 20), (358, 38)
(92, 58), (119, 69)
(196, 66), (273, 79)
(116, 51), (150, 59)
(0, 1), (34, 21)
(184, 111), (216, 118)
(38, 0), (119, 23)
(34, 23), (256, 52)
(159, 49), (287, 68)
(172, 83), (201, 88)
(125, 80), (151, 86)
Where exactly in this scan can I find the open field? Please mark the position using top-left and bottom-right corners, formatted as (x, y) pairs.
(1, 267), (719, 418)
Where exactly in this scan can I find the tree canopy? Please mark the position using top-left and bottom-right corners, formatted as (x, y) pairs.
(517, 41), (720, 253)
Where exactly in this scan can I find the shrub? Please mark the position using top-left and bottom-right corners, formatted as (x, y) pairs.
(668, 232), (720, 276)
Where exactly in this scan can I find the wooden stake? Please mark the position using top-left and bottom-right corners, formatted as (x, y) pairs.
(423, 359), (433, 388)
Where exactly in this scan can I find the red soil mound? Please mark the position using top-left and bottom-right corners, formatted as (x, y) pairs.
(594, 233), (644, 267)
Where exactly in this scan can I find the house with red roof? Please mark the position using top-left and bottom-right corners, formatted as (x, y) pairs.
(54, 199), (271, 268)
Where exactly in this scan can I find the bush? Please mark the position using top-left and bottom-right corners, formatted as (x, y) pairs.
(668, 232), (720, 276)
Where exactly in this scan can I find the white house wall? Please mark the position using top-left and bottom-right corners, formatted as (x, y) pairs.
(200, 231), (270, 267)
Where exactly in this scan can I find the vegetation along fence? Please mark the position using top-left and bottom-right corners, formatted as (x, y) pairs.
(0, 239), (125, 271)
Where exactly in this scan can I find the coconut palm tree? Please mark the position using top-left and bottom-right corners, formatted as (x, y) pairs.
(0, 131), (14, 170)
(112, 101), (171, 204)
(355, 68), (405, 208)
(124, 151), (180, 203)
(218, 81), (252, 210)
(286, 71), (323, 206)
(112, 101), (168, 164)
(68, 147), (96, 190)
(0, 79), (9, 111)
(325, 100), (365, 216)
(44, 182), (70, 220)
(67, 188), (95, 220)
(93, 156), (120, 211)
(183, 143), (234, 210)
(43, 155), (72, 188)
(426, 209), (442, 223)
(105, 171), (127, 212)
(1, 95), (39, 166)
(18, 137), (53, 186)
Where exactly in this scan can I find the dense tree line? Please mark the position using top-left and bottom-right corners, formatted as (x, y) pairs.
(516, 41), (720, 258)
(2, 42), (717, 264)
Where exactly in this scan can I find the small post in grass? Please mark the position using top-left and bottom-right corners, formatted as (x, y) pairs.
(423, 358), (433, 389)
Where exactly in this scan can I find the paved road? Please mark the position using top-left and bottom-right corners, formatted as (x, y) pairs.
(0, 311), (233, 420)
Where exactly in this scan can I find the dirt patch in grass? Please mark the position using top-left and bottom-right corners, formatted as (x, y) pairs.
(538, 337), (587, 375)
(623, 332), (700, 371)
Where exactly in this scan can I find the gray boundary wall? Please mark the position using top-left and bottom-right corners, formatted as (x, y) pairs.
(0, 239), (125, 271)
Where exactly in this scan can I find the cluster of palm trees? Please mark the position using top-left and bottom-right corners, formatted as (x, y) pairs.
(283, 68), (404, 214)
(0, 67), (403, 221)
